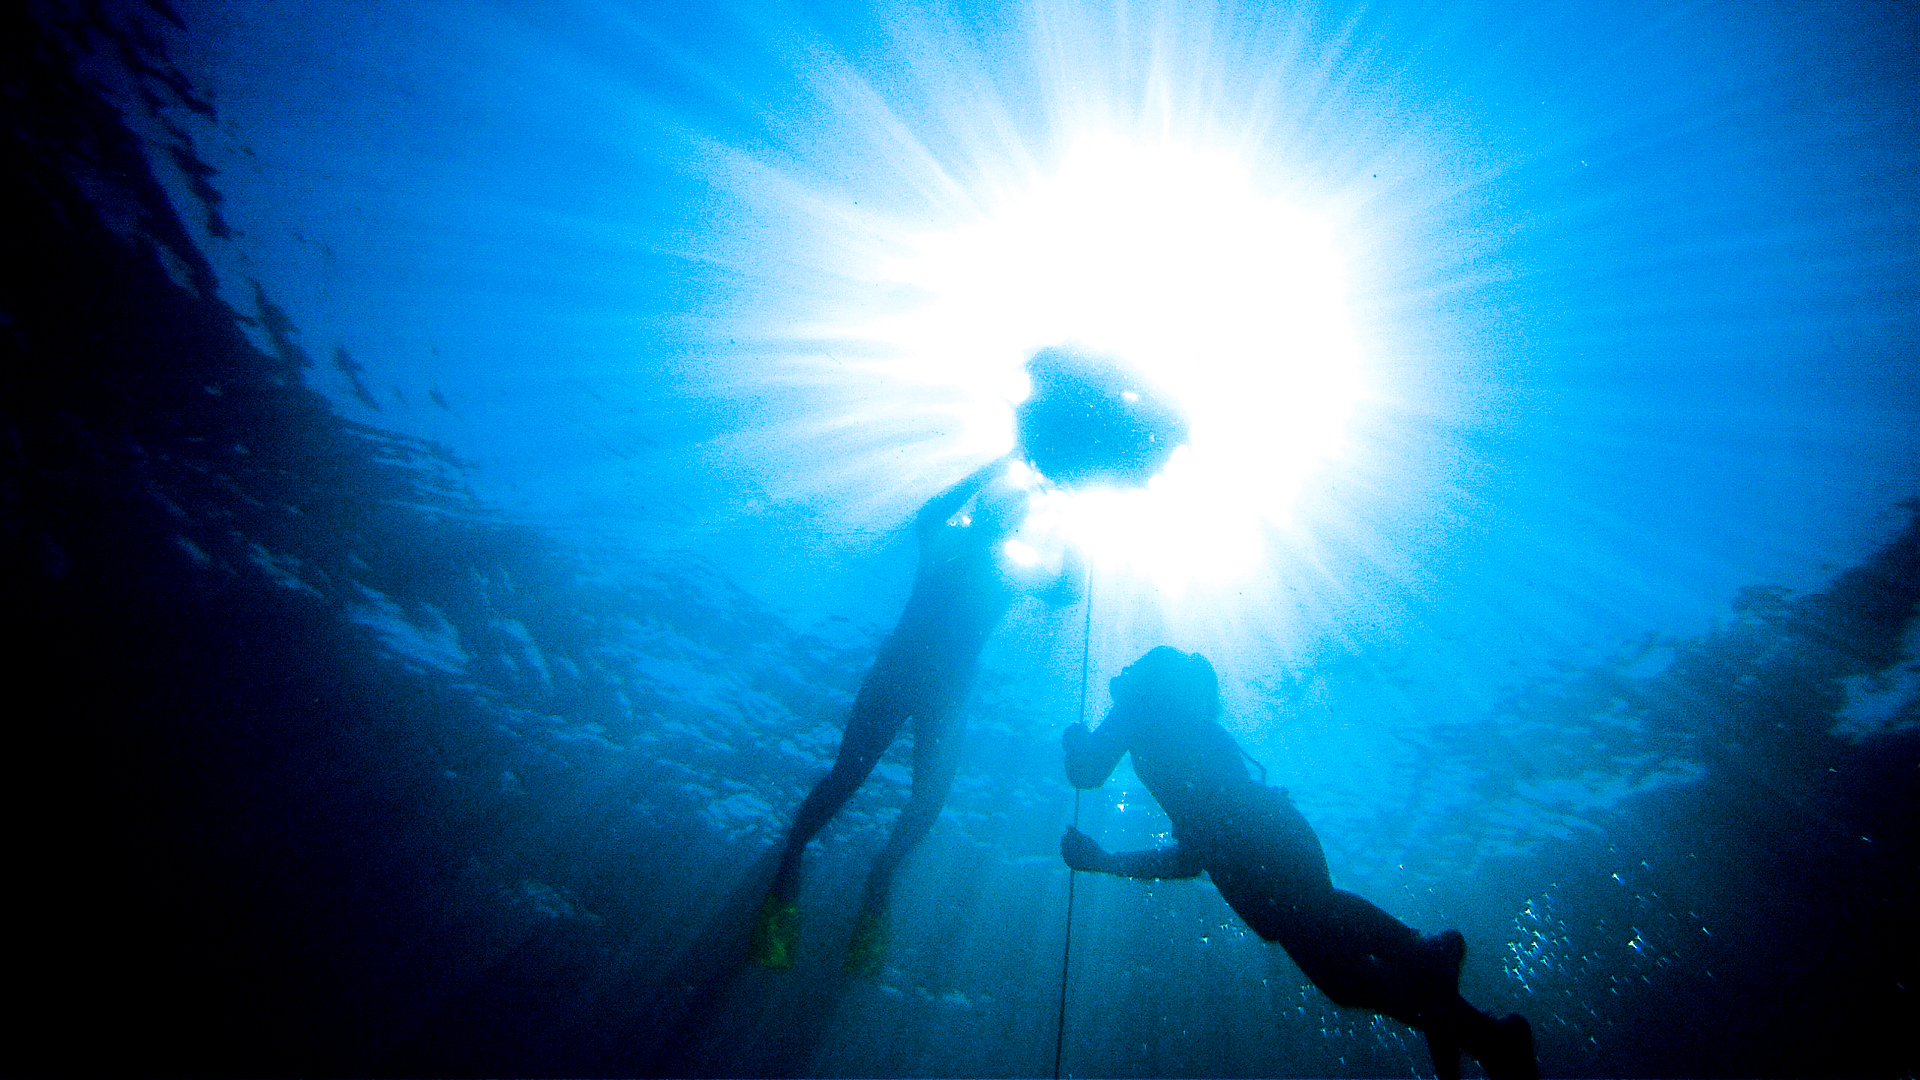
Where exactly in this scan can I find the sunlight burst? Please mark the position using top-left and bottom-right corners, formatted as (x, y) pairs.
(839, 134), (1369, 588)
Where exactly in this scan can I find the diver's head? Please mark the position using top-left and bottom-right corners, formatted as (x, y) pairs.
(1108, 646), (1221, 722)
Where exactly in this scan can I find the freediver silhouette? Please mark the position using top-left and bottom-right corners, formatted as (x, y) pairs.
(1059, 646), (1540, 1080)
(751, 346), (1186, 973)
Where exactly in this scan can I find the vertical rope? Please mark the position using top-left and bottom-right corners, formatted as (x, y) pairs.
(1054, 565), (1093, 1080)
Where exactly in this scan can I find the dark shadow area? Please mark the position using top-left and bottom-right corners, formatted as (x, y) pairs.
(4, 5), (864, 1073)
(1474, 509), (1920, 1078)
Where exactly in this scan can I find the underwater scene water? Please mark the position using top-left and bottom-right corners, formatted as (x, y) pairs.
(5, 0), (1916, 1075)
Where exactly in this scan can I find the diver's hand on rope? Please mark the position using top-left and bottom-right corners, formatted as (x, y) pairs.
(1062, 722), (1091, 754)
(1060, 826), (1110, 873)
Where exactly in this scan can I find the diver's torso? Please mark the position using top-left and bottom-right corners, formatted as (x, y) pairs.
(1129, 716), (1253, 817)
(1130, 719), (1325, 884)
(875, 509), (1020, 691)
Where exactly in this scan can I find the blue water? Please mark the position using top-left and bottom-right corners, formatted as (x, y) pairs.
(8, 0), (1916, 1075)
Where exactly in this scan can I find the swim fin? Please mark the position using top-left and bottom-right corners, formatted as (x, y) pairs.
(750, 894), (799, 969)
(844, 908), (888, 977)
(1478, 1013), (1538, 1080)
(1425, 1026), (1463, 1080)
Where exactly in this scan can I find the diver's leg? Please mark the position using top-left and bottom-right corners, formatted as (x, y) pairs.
(860, 704), (965, 912)
(753, 677), (908, 967)
(841, 705), (963, 974)
(1464, 1011), (1538, 1080)
(1302, 890), (1467, 1031)
(1229, 796), (1507, 1076)
(1322, 889), (1425, 957)
(1280, 921), (1468, 1080)
(1212, 801), (1413, 1011)
(770, 676), (906, 902)
(1323, 889), (1463, 999)
(1414, 996), (1536, 1080)
(1267, 891), (1453, 1017)
(1279, 914), (1395, 1014)
(1311, 891), (1533, 1078)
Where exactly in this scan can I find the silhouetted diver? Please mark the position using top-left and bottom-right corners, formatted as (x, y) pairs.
(752, 345), (1186, 973)
(1060, 646), (1539, 1080)
(751, 454), (1044, 971)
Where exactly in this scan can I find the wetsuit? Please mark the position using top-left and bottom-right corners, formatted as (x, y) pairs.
(1063, 681), (1537, 1079)
(772, 461), (1020, 910)
(1064, 701), (1443, 1020)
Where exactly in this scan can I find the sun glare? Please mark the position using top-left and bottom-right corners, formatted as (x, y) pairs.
(832, 135), (1368, 589)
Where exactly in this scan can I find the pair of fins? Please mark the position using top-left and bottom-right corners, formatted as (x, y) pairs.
(1428, 1014), (1538, 1080)
(750, 894), (886, 976)
(1418, 930), (1539, 1080)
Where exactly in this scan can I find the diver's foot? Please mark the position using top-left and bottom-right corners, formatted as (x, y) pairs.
(1424, 1026), (1462, 1080)
(749, 893), (799, 969)
(844, 908), (888, 977)
(1475, 1013), (1538, 1080)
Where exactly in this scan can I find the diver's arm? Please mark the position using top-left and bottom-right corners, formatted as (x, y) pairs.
(914, 458), (1005, 541)
(1038, 545), (1086, 608)
(1062, 717), (1129, 790)
(1060, 827), (1204, 879)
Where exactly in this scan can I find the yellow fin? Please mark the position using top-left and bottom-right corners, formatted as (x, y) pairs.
(749, 894), (799, 969)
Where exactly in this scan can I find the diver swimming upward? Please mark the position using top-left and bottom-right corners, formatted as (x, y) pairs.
(751, 346), (1186, 974)
(752, 452), (1043, 971)
(1059, 646), (1540, 1080)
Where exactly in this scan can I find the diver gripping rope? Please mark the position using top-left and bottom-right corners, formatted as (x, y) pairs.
(1054, 566), (1093, 1080)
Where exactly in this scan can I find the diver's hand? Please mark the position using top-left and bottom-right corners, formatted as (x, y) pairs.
(1061, 722), (1108, 790)
(1062, 722), (1091, 754)
(1060, 826), (1110, 873)
(1039, 546), (1086, 608)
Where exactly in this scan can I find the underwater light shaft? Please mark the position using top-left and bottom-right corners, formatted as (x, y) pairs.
(849, 135), (1370, 586)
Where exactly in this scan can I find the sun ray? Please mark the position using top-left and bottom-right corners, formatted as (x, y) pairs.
(685, 0), (1475, 663)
